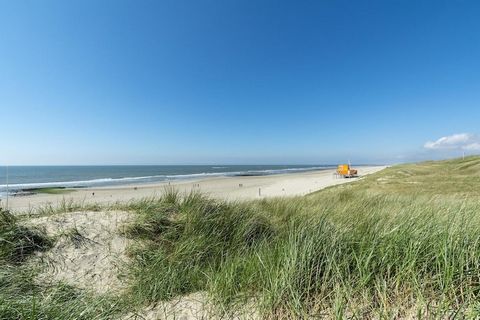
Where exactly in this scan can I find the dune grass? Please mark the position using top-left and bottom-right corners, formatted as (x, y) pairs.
(355, 155), (480, 196)
(0, 209), (124, 319)
(123, 157), (480, 318)
(18, 197), (104, 218)
(3, 156), (480, 319)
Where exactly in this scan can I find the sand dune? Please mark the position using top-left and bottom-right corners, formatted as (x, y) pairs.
(29, 210), (132, 294)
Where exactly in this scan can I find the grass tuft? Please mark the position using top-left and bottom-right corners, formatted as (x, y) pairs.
(123, 157), (480, 317)
(0, 209), (52, 263)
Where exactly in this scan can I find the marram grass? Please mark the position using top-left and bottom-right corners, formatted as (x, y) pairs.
(3, 156), (480, 319)
(124, 158), (480, 318)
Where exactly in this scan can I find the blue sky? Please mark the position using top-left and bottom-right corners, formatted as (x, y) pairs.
(1, 0), (479, 165)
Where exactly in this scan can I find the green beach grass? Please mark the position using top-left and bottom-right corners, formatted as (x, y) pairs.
(123, 157), (480, 318)
(2, 156), (480, 319)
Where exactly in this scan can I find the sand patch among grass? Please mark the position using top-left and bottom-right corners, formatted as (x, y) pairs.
(28, 210), (133, 294)
(125, 292), (260, 320)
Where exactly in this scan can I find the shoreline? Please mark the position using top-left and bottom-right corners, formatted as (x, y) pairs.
(0, 165), (339, 194)
(3, 166), (386, 213)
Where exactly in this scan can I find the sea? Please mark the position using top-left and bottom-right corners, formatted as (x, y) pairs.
(0, 165), (334, 197)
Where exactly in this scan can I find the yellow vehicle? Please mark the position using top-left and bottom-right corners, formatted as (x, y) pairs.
(336, 164), (358, 178)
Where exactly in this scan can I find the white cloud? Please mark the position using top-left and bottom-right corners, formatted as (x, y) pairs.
(464, 142), (480, 151)
(424, 133), (480, 151)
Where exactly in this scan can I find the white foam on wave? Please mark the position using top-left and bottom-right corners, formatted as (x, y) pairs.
(0, 176), (165, 191)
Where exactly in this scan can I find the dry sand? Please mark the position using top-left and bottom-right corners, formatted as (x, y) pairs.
(8, 166), (385, 213)
(28, 210), (132, 294)
(124, 292), (260, 320)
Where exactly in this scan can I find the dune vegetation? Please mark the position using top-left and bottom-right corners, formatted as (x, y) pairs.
(2, 156), (480, 319)
(0, 209), (125, 319)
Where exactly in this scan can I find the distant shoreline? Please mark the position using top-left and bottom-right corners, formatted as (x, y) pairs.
(0, 165), (386, 197)
(0, 165), (340, 197)
(3, 166), (386, 213)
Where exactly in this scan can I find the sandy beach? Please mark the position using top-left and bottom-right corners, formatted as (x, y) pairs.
(5, 166), (385, 213)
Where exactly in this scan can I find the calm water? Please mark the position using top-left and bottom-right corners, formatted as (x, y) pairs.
(0, 165), (334, 196)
